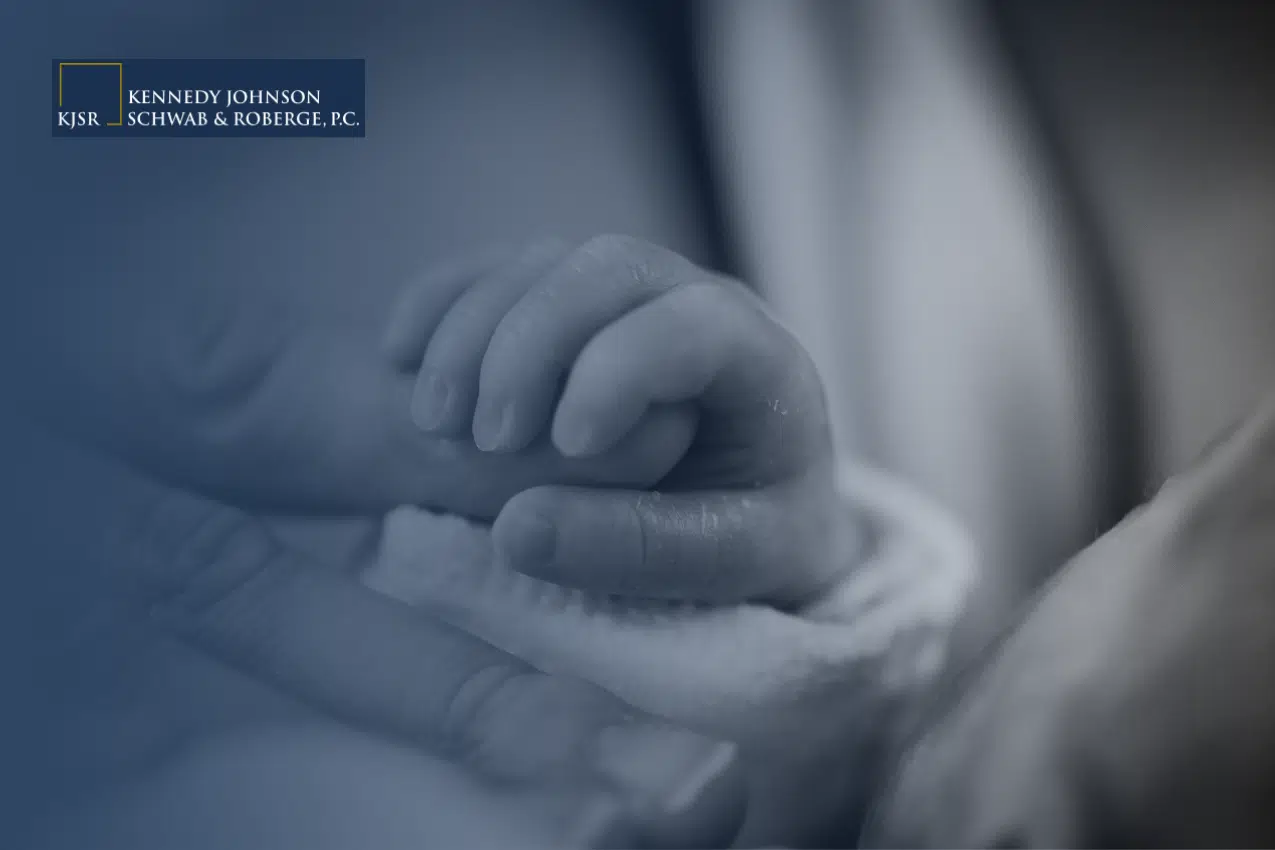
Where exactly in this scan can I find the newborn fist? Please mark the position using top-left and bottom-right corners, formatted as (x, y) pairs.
(383, 236), (845, 608)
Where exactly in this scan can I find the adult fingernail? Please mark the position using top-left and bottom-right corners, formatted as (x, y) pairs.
(593, 724), (739, 816)
(474, 400), (518, 452)
(411, 372), (453, 431)
(493, 508), (557, 572)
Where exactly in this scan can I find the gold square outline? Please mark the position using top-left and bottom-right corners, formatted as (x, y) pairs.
(58, 62), (123, 127)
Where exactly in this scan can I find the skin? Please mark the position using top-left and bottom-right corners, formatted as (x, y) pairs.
(15, 237), (875, 847)
(8, 7), (932, 842)
(375, 238), (973, 845)
(7, 235), (849, 846)
(384, 235), (850, 608)
(366, 493), (968, 846)
(5, 421), (745, 848)
(861, 397), (1275, 847)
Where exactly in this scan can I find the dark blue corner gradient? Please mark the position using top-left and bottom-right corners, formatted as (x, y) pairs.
(51, 58), (365, 137)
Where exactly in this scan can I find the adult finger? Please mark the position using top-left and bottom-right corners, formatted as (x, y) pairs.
(17, 426), (744, 843)
(491, 471), (851, 605)
(27, 724), (648, 850)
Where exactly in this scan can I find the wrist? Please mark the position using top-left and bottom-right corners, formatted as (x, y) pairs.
(801, 463), (976, 626)
(795, 463), (979, 842)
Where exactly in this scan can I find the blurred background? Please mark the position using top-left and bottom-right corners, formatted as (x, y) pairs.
(12, 0), (1275, 692)
(700, 0), (1275, 635)
(10, 1), (1275, 845)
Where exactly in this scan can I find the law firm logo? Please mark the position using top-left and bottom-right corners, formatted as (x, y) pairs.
(51, 59), (366, 138)
(55, 61), (125, 131)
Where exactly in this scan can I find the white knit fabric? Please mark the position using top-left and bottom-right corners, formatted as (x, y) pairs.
(363, 462), (975, 842)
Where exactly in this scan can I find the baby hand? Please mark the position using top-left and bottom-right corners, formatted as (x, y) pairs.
(376, 236), (974, 844)
(383, 235), (841, 605)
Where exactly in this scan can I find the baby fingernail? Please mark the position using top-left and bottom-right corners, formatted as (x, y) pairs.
(593, 724), (739, 816)
(411, 372), (453, 431)
(554, 415), (597, 458)
(474, 400), (518, 452)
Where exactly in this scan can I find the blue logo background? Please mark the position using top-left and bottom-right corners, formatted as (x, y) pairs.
(51, 58), (366, 138)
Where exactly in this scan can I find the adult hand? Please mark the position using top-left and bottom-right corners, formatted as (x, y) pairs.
(8, 239), (750, 846)
(862, 397), (1275, 847)
(375, 235), (973, 845)
(3, 422), (744, 849)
